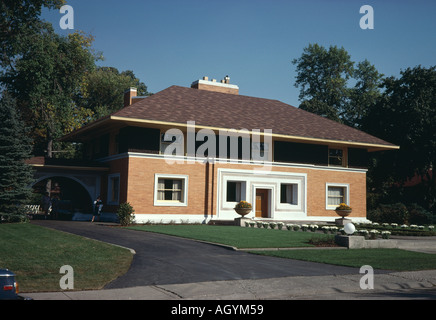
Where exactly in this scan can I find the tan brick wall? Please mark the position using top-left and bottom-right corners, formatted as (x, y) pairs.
(126, 157), (209, 215)
(193, 83), (239, 95)
(109, 156), (367, 219)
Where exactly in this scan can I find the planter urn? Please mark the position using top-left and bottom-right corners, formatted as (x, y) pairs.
(335, 209), (352, 218)
(234, 208), (252, 217)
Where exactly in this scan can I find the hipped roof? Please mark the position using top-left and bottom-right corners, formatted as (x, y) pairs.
(62, 85), (398, 150)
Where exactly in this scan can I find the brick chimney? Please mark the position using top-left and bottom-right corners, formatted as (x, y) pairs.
(191, 76), (239, 95)
(124, 87), (137, 107)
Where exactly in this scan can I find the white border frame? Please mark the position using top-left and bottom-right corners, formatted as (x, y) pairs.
(217, 168), (307, 220)
(154, 173), (189, 207)
(325, 183), (350, 210)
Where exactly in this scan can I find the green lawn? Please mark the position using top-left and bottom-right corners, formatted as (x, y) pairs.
(0, 223), (133, 293)
(130, 224), (436, 271)
(250, 249), (436, 271)
(128, 224), (332, 248)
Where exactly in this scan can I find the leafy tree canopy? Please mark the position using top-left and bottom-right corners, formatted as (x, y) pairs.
(0, 0), (65, 71)
(292, 43), (383, 128)
(2, 27), (98, 157)
(363, 65), (436, 211)
(77, 66), (151, 121)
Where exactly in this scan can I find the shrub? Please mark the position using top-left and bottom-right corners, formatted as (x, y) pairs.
(117, 202), (135, 226)
(407, 203), (433, 225)
(368, 202), (434, 225)
(309, 225), (318, 232)
(367, 203), (409, 224)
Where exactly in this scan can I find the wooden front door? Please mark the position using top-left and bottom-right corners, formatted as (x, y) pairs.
(255, 189), (269, 218)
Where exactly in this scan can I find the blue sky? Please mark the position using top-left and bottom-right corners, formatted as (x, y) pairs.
(42, 0), (436, 107)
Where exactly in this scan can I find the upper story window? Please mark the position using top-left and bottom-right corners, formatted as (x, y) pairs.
(160, 133), (184, 155)
(252, 142), (270, 161)
(328, 148), (344, 167)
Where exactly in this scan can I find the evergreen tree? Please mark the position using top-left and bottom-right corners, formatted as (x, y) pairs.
(0, 91), (34, 222)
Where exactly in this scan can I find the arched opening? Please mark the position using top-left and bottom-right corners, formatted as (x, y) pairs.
(32, 176), (93, 220)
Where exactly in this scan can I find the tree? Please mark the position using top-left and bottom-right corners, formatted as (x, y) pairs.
(347, 60), (384, 127)
(2, 28), (98, 157)
(0, 91), (34, 222)
(292, 44), (354, 122)
(77, 66), (151, 121)
(0, 0), (65, 72)
(1, 0), (151, 160)
(292, 44), (383, 128)
(363, 66), (436, 213)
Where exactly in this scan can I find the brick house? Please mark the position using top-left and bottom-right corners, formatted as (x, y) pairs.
(60, 76), (398, 223)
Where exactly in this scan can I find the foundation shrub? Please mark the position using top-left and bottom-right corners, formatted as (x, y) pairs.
(117, 202), (135, 226)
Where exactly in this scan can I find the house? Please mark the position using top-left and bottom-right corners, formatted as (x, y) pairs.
(57, 76), (398, 223)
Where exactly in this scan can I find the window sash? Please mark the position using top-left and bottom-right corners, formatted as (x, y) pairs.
(252, 142), (269, 160)
(329, 148), (344, 166)
(157, 179), (183, 201)
(160, 133), (183, 155)
(280, 184), (298, 205)
(226, 181), (241, 202)
(327, 186), (345, 206)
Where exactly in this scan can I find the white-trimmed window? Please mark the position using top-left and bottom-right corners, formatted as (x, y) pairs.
(226, 181), (242, 202)
(280, 183), (298, 205)
(326, 183), (349, 209)
(107, 173), (120, 205)
(154, 174), (188, 206)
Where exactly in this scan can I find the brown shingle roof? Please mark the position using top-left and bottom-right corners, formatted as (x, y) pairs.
(110, 85), (396, 148)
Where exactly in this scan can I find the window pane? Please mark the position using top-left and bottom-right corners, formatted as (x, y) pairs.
(158, 178), (184, 202)
(111, 177), (119, 202)
(226, 181), (242, 202)
(157, 190), (165, 200)
(329, 149), (343, 166)
(328, 187), (344, 205)
(280, 184), (287, 203)
(227, 182), (237, 202)
(173, 191), (181, 201)
(281, 184), (298, 205)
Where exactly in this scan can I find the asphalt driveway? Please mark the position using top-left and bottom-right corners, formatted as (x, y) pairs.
(30, 220), (361, 289)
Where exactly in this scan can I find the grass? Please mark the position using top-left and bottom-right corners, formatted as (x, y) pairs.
(128, 224), (333, 248)
(129, 224), (436, 271)
(250, 249), (436, 271)
(0, 223), (133, 293)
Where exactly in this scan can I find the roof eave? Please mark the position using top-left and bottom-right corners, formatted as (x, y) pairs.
(109, 116), (400, 151)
